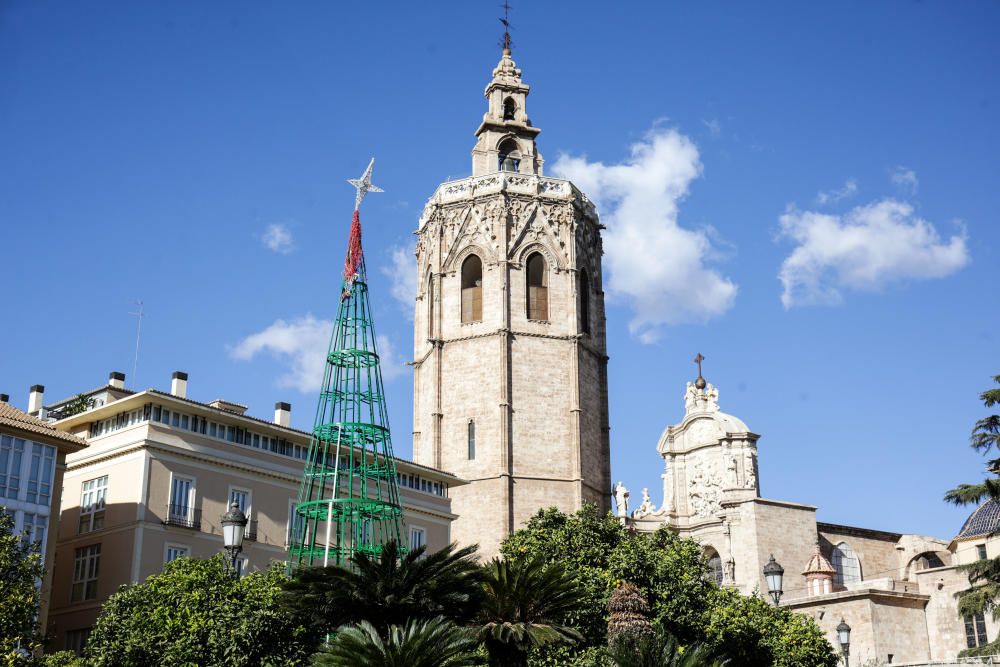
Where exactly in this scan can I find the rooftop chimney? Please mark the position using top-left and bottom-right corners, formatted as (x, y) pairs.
(108, 371), (126, 390)
(0, 394), (9, 403)
(171, 372), (188, 399)
(28, 385), (44, 414)
(274, 401), (291, 427)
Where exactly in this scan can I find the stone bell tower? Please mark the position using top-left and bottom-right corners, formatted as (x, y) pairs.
(411, 45), (612, 557)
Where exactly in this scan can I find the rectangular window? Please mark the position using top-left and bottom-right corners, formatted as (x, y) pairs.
(65, 628), (91, 656)
(467, 421), (476, 460)
(0, 436), (25, 500)
(22, 512), (48, 557)
(229, 487), (251, 518)
(977, 544), (988, 560)
(71, 544), (101, 601)
(287, 501), (305, 546)
(170, 476), (194, 522)
(164, 544), (190, 564)
(966, 612), (989, 648)
(152, 405), (162, 422)
(409, 526), (426, 552)
(79, 476), (108, 533)
(180, 415), (189, 430)
(26, 442), (56, 505)
(171, 412), (180, 427)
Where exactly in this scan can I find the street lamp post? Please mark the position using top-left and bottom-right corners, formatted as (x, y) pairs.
(836, 619), (851, 667)
(221, 502), (248, 578)
(763, 554), (784, 605)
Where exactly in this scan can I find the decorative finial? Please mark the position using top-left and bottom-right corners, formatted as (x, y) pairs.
(499, 1), (513, 55)
(346, 157), (383, 212)
(694, 352), (706, 390)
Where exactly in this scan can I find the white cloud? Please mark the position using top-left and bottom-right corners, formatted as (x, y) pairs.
(702, 118), (722, 138)
(229, 314), (407, 392)
(375, 334), (407, 382)
(889, 166), (919, 195)
(816, 179), (858, 205)
(552, 127), (737, 342)
(778, 199), (968, 308)
(262, 223), (295, 254)
(380, 246), (416, 318)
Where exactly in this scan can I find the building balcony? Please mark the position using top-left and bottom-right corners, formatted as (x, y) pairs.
(163, 504), (201, 530)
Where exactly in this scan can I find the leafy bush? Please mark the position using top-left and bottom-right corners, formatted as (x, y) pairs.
(86, 555), (310, 666)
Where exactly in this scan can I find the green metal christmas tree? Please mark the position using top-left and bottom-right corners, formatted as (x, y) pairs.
(287, 158), (407, 569)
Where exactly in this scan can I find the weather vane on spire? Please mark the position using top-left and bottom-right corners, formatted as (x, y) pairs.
(347, 157), (383, 212)
(499, 1), (513, 53)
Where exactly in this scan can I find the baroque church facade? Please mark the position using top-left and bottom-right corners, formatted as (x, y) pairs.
(410, 46), (611, 557)
(619, 372), (999, 663)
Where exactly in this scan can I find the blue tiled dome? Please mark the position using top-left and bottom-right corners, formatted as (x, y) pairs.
(957, 498), (1000, 539)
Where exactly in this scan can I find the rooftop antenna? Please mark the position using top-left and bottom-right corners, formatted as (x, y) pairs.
(130, 300), (144, 389)
(499, 1), (513, 54)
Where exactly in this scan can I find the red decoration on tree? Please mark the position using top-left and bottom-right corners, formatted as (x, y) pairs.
(343, 210), (363, 284)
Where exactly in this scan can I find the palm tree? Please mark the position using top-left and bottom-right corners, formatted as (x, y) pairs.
(280, 540), (483, 639)
(608, 629), (728, 667)
(476, 557), (586, 667)
(313, 617), (480, 667)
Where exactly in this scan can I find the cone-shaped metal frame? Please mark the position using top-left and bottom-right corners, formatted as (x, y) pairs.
(287, 255), (407, 569)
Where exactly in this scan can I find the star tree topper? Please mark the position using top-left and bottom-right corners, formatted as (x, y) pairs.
(347, 157), (383, 211)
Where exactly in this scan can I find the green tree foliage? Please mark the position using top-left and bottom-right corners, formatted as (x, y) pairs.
(0, 510), (44, 665)
(944, 375), (1000, 657)
(313, 617), (479, 667)
(703, 587), (836, 667)
(477, 557), (586, 667)
(61, 395), (92, 417)
(502, 505), (837, 667)
(608, 628), (727, 667)
(280, 540), (483, 639)
(85, 555), (310, 666)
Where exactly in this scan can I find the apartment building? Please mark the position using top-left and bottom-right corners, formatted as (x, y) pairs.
(42, 371), (462, 653)
(0, 394), (87, 641)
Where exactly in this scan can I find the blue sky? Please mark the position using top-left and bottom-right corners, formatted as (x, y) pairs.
(2, 1), (998, 541)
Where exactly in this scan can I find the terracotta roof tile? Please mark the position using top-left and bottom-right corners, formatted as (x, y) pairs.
(0, 402), (88, 448)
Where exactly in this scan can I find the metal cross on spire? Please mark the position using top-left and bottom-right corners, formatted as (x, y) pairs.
(347, 157), (383, 211)
(499, 1), (513, 53)
(694, 352), (707, 389)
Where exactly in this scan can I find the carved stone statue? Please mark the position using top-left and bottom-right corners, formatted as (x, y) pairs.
(743, 448), (757, 489)
(633, 488), (656, 519)
(724, 557), (736, 584)
(725, 450), (738, 488)
(705, 383), (720, 411)
(684, 382), (698, 411)
(614, 481), (630, 518)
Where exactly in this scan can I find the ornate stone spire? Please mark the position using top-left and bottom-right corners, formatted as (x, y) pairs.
(470, 39), (543, 177)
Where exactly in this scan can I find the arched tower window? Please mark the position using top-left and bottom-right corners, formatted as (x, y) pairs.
(498, 138), (520, 173)
(705, 548), (723, 585)
(426, 272), (435, 337)
(579, 270), (591, 334)
(461, 255), (483, 323)
(467, 420), (476, 460)
(831, 542), (861, 586)
(526, 253), (548, 321)
(503, 97), (517, 121)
